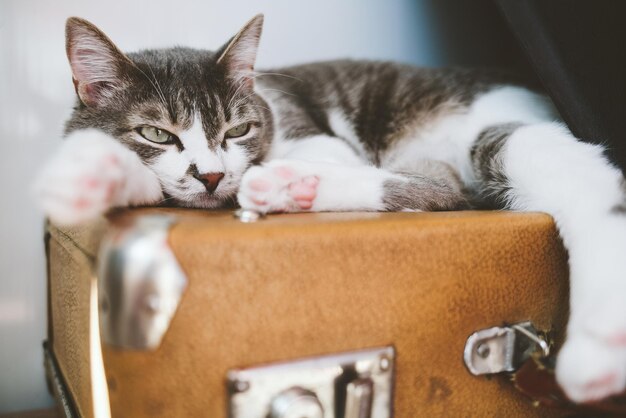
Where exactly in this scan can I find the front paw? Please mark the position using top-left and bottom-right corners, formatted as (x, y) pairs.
(238, 162), (319, 213)
(556, 333), (626, 403)
(33, 130), (128, 226)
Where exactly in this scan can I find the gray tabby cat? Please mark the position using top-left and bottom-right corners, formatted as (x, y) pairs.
(35, 15), (626, 403)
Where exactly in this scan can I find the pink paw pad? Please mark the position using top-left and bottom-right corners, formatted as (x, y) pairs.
(249, 178), (272, 192)
(251, 196), (267, 205)
(584, 373), (618, 392)
(104, 155), (121, 167)
(74, 197), (91, 209)
(105, 183), (117, 202)
(81, 177), (101, 189)
(273, 166), (296, 180)
(288, 176), (319, 209)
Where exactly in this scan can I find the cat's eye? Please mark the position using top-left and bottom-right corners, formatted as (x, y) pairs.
(225, 123), (251, 139)
(136, 126), (177, 144)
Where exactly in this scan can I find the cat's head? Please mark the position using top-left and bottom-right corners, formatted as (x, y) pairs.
(64, 15), (272, 208)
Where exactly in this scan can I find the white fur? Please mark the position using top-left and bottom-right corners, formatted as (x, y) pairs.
(179, 118), (225, 174)
(33, 129), (162, 226)
(327, 109), (369, 160)
(499, 123), (626, 401)
(239, 158), (394, 212)
(148, 114), (251, 206)
(268, 134), (364, 166)
(383, 86), (560, 184)
(242, 131), (397, 212)
(151, 147), (200, 198)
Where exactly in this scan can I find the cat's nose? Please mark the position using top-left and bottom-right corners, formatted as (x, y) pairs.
(194, 172), (225, 193)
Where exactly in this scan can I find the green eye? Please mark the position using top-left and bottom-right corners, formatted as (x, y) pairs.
(137, 126), (176, 144)
(225, 123), (251, 139)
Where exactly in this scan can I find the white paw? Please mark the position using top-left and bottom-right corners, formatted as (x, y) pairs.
(555, 220), (626, 402)
(238, 161), (319, 213)
(556, 333), (626, 403)
(33, 130), (130, 226)
(581, 293), (626, 347)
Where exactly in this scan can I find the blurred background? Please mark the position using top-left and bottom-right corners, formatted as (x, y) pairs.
(0, 0), (528, 413)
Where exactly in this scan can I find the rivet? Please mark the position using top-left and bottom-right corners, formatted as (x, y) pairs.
(144, 294), (161, 313)
(234, 380), (250, 393)
(380, 355), (390, 371)
(234, 209), (264, 223)
(477, 343), (490, 358)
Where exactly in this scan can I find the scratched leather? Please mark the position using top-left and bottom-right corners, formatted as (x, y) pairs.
(49, 209), (570, 417)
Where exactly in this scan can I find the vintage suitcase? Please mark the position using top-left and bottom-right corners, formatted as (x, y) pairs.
(45, 208), (581, 417)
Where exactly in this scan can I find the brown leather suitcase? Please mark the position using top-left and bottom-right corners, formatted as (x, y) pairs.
(45, 209), (575, 417)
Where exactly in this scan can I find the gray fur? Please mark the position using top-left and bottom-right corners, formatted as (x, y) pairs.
(256, 61), (531, 164)
(64, 16), (273, 208)
(65, 46), (273, 162)
(64, 17), (536, 210)
(613, 204), (626, 214)
(383, 161), (469, 211)
(383, 177), (469, 212)
(469, 123), (524, 208)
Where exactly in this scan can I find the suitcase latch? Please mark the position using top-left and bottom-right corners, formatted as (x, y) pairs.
(463, 321), (550, 376)
(97, 215), (187, 350)
(227, 346), (394, 418)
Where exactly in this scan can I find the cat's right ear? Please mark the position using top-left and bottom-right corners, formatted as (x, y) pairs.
(217, 14), (264, 88)
(65, 17), (134, 107)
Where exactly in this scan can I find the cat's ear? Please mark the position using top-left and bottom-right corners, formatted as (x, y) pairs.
(65, 17), (135, 107)
(217, 14), (264, 88)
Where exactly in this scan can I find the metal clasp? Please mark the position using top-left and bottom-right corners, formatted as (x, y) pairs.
(97, 215), (187, 350)
(228, 346), (395, 418)
(463, 321), (550, 376)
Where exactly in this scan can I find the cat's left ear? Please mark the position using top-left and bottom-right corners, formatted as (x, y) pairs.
(65, 17), (136, 107)
(217, 14), (264, 87)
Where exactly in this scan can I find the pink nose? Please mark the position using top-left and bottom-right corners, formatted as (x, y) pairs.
(194, 172), (224, 193)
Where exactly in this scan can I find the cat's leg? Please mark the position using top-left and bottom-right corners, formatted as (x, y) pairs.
(470, 121), (626, 402)
(239, 136), (467, 212)
(34, 129), (163, 226)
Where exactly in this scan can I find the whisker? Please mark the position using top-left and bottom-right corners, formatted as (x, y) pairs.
(254, 71), (304, 83)
(255, 87), (298, 98)
(145, 63), (169, 111)
(133, 64), (169, 111)
(247, 105), (271, 112)
(226, 76), (252, 110)
(155, 195), (178, 205)
(225, 71), (296, 110)
(230, 88), (298, 113)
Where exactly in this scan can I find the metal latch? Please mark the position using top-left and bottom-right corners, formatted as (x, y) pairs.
(227, 346), (394, 418)
(463, 321), (550, 376)
(97, 215), (187, 350)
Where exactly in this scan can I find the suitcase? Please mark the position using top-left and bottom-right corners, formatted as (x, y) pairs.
(45, 208), (578, 417)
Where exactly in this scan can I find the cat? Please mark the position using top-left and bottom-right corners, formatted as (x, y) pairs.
(34, 15), (626, 403)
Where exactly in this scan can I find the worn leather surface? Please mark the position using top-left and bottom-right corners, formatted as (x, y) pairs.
(48, 224), (97, 418)
(49, 209), (570, 417)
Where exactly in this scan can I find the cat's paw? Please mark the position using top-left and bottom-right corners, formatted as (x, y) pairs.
(238, 162), (320, 213)
(556, 333), (626, 403)
(580, 293), (626, 348)
(33, 130), (130, 226)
